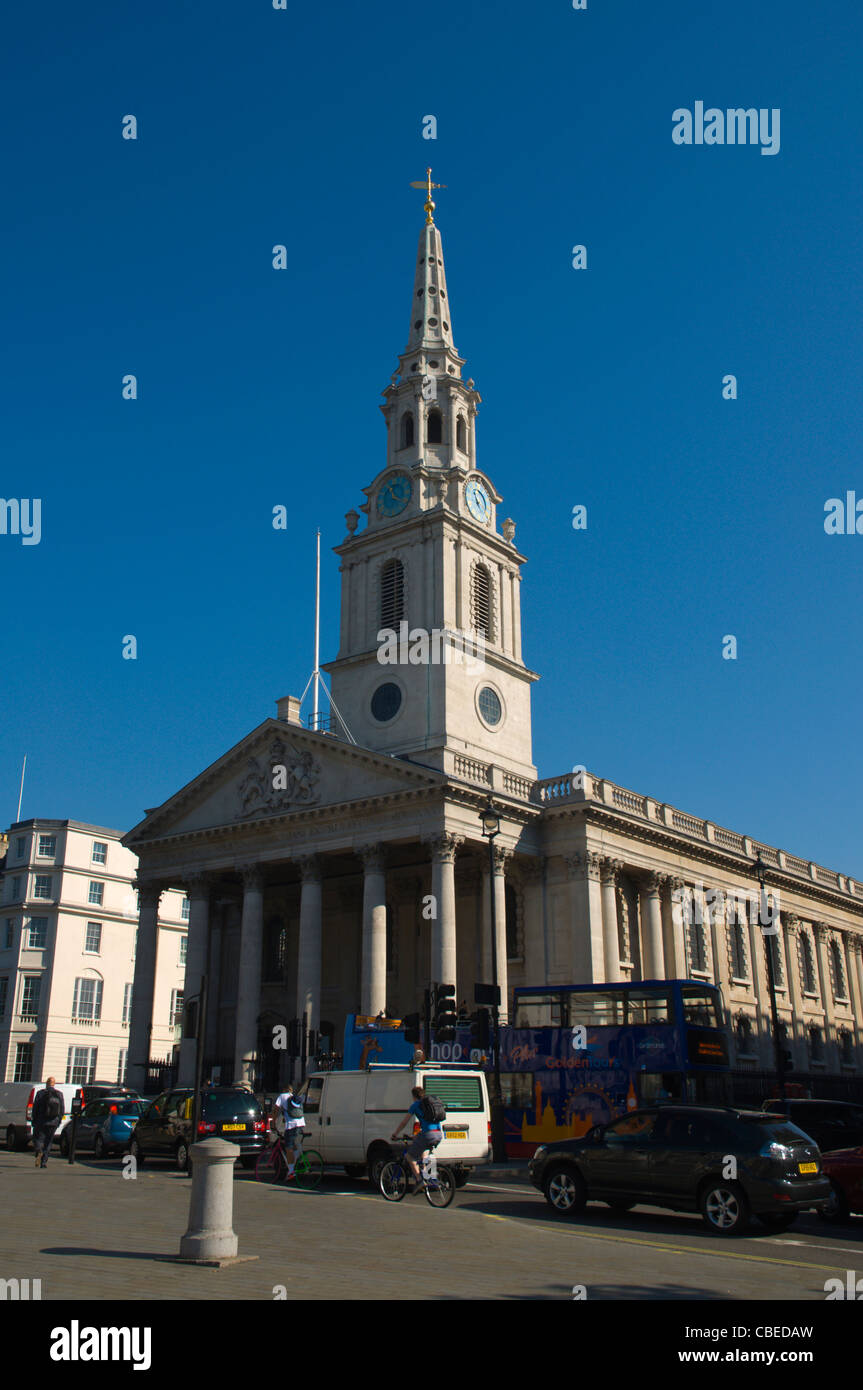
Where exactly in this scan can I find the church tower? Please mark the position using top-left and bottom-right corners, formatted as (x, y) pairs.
(324, 174), (538, 781)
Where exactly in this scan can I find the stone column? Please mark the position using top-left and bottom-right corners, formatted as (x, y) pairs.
(360, 844), (387, 1016)
(813, 923), (840, 1071)
(565, 851), (605, 982)
(296, 856), (322, 1035)
(511, 572), (523, 662)
(662, 876), (687, 979)
(232, 865), (265, 1087)
(428, 834), (461, 993)
(205, 898), (231, 1059)
(491, 845), (511, 1023)
(854, 935), (863, 1020)
(178, 875), (212, 1087)
(599, 858), (622, 982)
(639, 873), (665, 979)
(841, 934), (863, 1067)
(521, 857), (546, 984)
(127, 882), (162, 1093)
(708, 892), (732, 1026)
(783, 915), (805, 1068)
(746, 898), (772, 1067)
(499, 564), (511, 656)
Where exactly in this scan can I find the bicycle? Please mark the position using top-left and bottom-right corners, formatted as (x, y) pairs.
(254, 1129), (324, 1190)
(379, 1138), (455, 1207)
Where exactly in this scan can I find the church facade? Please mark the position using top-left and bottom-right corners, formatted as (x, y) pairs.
(123, 196), (863, 1098)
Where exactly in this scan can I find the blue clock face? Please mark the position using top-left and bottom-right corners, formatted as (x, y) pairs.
(466, 478), (490, 523)
(377, 473), (412, 518)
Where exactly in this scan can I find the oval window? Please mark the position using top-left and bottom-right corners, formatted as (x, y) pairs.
(478, 687), (502, 726)
(371, 683), (403, 722)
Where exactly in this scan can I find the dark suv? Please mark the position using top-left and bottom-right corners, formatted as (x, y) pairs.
(528, 1105), (831, 1235)
(760, 1099), (863, 1155)
(128, 1087), (266, 1171)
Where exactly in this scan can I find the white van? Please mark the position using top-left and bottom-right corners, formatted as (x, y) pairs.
(2, 1081), (120, 1149)
(294, 1063), (491, 1186)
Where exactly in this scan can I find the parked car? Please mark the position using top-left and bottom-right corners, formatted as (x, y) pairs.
(818, 1145), (863, 1223)
(59, 1097), (146, 1158)
(760, 1099), (863, 1154)
(293, 1063), (491, 1187)
(128, 1087), (267, 1170)
(2, 1080), (140, 1150)
(528, 1105), (831, 1236)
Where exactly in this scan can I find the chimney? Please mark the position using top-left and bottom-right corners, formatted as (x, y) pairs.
(276, 695), (302, 726)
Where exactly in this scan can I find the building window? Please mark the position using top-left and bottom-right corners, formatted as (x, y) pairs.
(15, 837), (26, 859)
(380, 558), (405, 630)
(14, 1042), (34, 1082)
(735, 1014), (754, 1056)
(37, 835), (56, 858)
(505, 883), (520, 960)
(84, 922), (102, 954)
(729, 911), (748, 980)
(3, 920), (12, 948)
(122, 983), (133, 1026)
(11, 877), (22, 901)
(471, 563), (493, 640)
(92, 841), (108, 865)
(66, 1046), (97, 1085)
(88, 881), (104, 906)
(456, 415), (467, 452)
(179, 936), (187, 965)
(478, 686), (502, 726)
(117, 1049), (128, 1085)
(830, 939), (847, 1000)
(765, 931), (784, 987)
(400, 412), (415, 448)
(685, 890), (708, 972)
(34, 876), (52, 900)
(426, 408), (443, 444)
(181, 897), (190, 921)
(807, 1025), (823, 1064)
(72, 977), (103, 1022)
(0, 976), (8, 1018)
(27, 918), (48, 950)
(170, 989), (184, 1026)
(20, 975), (41, 1022)
(370, 682), (402, 723)
(799, 932), (817, 994)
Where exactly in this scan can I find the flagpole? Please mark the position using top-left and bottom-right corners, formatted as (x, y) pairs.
(313, 529), (321, 730)
(16, 755), (26, 823)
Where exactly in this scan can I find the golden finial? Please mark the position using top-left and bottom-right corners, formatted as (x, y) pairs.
(410, 167), (447, 224)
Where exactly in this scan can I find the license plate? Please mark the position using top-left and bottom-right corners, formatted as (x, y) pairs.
(222, 1124), (245, 1132)
(445, 1129), (468, 1140)
(798, 1162), (817, 1174)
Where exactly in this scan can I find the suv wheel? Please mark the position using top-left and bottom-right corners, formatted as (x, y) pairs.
(129, 1138), (145, 1165)
(175, 1140), (191, 1172)
(543, 1163), (587, 1215)
(6, 1126), (19, 1152)
(93, 1134), (106, 1160)
(59, 1132), (70, 1158)
(700, 1180), (750, 1236)
(819, 1179), (850, 1224)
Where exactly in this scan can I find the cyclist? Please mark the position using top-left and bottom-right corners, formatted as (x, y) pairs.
(273, 1084), (305, 1179)
(391, 1086), (443, 1190)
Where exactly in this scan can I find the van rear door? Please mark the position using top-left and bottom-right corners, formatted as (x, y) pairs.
(421, 1072), (490, 1164)
(317, 1073), (365, 1162)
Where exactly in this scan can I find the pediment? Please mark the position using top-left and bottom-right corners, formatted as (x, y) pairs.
(124, 719), (442, 844)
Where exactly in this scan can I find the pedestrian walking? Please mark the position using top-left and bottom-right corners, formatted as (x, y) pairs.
(31, 1077), (65, 1169)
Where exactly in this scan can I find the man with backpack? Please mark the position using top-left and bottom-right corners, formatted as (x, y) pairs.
(31, 1077), (65, 1168)
(391, 1085), (446, 1189)
(272, 1084), (305, 1180)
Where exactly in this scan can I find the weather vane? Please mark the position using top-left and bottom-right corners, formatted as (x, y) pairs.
(410, 167), (446, 225)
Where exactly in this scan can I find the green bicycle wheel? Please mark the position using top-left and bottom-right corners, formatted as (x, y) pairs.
(380, 1160), (407, 1201)
(293, 1149), (324, 1190)
(425, 1165), (455, 1208)
(255, 1144), (287, 1185)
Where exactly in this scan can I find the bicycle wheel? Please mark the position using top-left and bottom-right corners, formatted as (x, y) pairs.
(293, 1149), (324, 1190)
(425, 1166), (455, 1208)
(379, 1160), (407, 1201)
(255, 1144), (286, 1185)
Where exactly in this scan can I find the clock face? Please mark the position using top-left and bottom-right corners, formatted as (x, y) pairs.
(466, 478), (491, 524)
(377, 473), (412, 518)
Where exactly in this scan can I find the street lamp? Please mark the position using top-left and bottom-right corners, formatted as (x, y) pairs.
(480, 797), (506, 1162)
(755, 853), (787, 1103)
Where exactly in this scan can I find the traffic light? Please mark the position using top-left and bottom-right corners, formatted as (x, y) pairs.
(402, 1012), (421, 1044)
(433, 983), (457, 1041)
(470, 1008), (491, 1050)
(181, 998), (199, 1040)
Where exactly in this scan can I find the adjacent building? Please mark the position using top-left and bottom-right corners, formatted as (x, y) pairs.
(0, 820), (187, 1086)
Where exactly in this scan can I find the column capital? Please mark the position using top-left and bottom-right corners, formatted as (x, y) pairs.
(644, 871), (664, 896)
(490, 843), (512, 875)
(185, 873), (215, 900)
(783, 912), (800, 934)
(425, 833), (463, 865)
(133, 880), (163, 910)
(567, 851), (601, 882)
(812, 921), (829, 944)
(848, 934), (863, 960)
(599, 856), (624, 885)
(236, 863), (265, 893)
(665, 875), (684, 895)
(298, 854), (322, 886)
(358, 842), (387, 874)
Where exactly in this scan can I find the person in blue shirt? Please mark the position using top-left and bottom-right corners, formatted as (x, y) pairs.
(391, 1086), (442, 1189)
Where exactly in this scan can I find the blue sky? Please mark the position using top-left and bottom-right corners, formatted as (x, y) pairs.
(2, 1), (862, 876)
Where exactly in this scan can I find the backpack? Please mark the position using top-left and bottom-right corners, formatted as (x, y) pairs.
(286, 1097), (303, 1120)
(45, 1093), (61, 1122)
(420, 1095), (446, 1124)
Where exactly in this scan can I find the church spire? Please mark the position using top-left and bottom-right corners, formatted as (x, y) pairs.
(405, 168), (456, 354)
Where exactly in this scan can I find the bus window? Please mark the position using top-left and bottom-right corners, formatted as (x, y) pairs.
(624, 990), (674, 1025)
(499, 1073), (534, 1110)
(513, 994), (562, 1027)
(680, 988), (721, 1028)
(639, 1072), (684, 1103)
(567, 992), (626, 1027)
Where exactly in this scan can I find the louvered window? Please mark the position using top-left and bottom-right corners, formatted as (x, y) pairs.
(472, 563), (492, 640)
(427, 409), (442, 444)
(380, 559), (405, 629)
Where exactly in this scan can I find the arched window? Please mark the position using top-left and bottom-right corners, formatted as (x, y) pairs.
(765, 931), (784, 987)
(735, 1013), (754, 1056)
(505, 883), (519, 960)
(830, 939), (847, 999)
(808, 1025), (823, 1063)
(380, 559), (405, 629)
(400, 412), (414, 448)
(427, 408), (443, 444)
(456, 415), (467, 452)
(471, 562), (493, 640)
(729, 909), (748, 980)
(839, 1029), (854, 1065)
(799, 932), (817, 994)
(685, 890), (707, 973)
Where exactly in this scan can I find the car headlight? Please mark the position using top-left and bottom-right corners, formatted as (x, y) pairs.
(532, 1145), (547, 1161)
